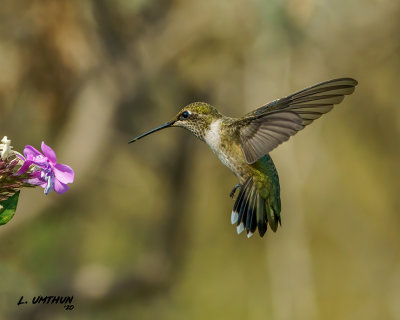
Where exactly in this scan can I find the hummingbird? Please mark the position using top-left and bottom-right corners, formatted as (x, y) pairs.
(130, 78), (357, 238)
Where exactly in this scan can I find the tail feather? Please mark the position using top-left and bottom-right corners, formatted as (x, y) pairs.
(236, 178), (252, 228)
(245, 188), (256, 234)
(266, 201), (278, 232)
(250, 193), (258, 234)
(231, 179), (248, 232)
(231, 175), (281, 238)
(233, 181), (246, 214)
(256, 194), (267, 237)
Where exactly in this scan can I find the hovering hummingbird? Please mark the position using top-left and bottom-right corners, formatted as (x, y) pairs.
(130, 78), (357, 238)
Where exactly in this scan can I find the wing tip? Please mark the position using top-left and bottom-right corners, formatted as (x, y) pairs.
(320, 77), (358, 86)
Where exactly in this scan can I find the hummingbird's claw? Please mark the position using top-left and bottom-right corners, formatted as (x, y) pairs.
(230, 184), (242, 199)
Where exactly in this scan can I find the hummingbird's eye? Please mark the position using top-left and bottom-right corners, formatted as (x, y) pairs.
(180, 110), (190, 120)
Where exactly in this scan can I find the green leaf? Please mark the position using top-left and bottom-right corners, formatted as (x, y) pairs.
(0, 191), (20, 225)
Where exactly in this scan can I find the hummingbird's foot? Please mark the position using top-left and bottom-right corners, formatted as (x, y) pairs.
(230, 184), (242, 199)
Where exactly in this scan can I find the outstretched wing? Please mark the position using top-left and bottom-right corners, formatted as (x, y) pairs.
(236, 78), (357, 164)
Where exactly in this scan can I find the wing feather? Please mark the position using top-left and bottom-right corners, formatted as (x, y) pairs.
(237, 78), (357, 164)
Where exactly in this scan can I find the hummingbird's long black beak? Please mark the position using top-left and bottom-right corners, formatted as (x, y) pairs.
(129, 121), (175, 143)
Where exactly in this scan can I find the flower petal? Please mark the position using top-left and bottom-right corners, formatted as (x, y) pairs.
(41, 142), (57, 164)
(15, 160), (32, 176)
(26, 171), (47, 187)
(16, 153), (25, 161)
(54, 163), (74, 184)
(24, 145), (42, 159)
(53, 179), (69, 194)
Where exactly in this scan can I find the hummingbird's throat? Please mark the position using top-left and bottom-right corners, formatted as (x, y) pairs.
(179, 120), (206, 141)
(204, 119), (222, 152)
(203, 118), (242, 176)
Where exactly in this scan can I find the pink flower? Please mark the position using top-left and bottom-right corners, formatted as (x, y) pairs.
(16, 142), (74, 195)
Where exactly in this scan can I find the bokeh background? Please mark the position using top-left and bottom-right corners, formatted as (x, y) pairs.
(1, 0), (399, 319)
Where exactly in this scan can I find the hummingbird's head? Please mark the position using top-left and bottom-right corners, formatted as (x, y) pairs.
(129, 102), (222, 143)
(171, 103), (222, 140)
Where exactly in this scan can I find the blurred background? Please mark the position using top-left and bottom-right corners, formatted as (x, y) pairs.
(0, 0), (399, 319)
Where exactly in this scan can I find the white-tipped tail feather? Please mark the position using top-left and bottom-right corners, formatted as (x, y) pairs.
(231, 211), (239, 224)
(237, 223), (244, 234)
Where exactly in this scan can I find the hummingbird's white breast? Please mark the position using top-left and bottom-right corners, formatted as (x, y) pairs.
(204, 119), (222, 152)
(204, 119), (243, 176)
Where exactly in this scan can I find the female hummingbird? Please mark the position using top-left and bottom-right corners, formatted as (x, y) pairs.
(130, 78), (357, 238)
